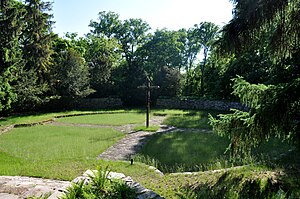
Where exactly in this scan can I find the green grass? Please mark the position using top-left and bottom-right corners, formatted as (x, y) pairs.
(0, 109), (299, 198)
(0, 110), (130, 128)
(162, 110), (226, 129)
(56, 112), (145, 125)
(0, 111), (89, 127)
(139, 130), (230, 172)
(0, 125), (124, 179)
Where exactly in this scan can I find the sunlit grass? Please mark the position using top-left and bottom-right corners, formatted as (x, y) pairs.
(56, 112), (145, 125)
(0, 110), (129, 127)
(0, 125), (125, 179)
(0, 109), (298, 198)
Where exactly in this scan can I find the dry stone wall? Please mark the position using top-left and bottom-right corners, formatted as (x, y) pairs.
(156, 98), (247, 111)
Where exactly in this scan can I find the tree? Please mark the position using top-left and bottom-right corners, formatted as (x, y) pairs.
(84, 35), (120, 97)
(181, 22), (219, 97)
(89, 12), (151, 103)
(89, 11), (121, 38)
(21, 0), (54, 75)
(140, 29), (184, 74)
(138, 29), (184, 98)
(116, 18), (150, 66)
(210, 0), (300, 158)
(196, 22), (219, 96)
(11, 0), (56, 111)
(52, 45), (94, 99)
(0, 0), (24, 111)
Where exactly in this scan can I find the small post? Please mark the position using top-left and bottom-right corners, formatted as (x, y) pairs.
(146, 80), (151, 128)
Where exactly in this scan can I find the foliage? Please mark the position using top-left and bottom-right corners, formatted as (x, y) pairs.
(12, 68), (50, 110)
(61, 167), (136, 199)
(208, 0), (300, 160)
(22, 0), (54, 74)
(221, 0), (300, 58)
(182, 22), (220, 97)
(178, 167), (300, 199)
(52, 48), (94, 98)
(210, 76), (300, 158)
(0, 0), (23, 111)
(84, 35), (120, 97)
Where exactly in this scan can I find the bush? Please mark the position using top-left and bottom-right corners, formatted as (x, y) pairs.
(61, 167), (136, 199)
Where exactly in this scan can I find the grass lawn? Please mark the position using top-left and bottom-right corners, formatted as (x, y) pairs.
(139, 130), (231, 172)
(0, 109), (299, 198)
(162, 109), (226, 129)
(56, 112), (145, 125)
(0, 125), (124, 179)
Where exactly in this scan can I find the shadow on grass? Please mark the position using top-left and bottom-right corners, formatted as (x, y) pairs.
(138, 130), (231, 173)
(162, 110), (229, 129)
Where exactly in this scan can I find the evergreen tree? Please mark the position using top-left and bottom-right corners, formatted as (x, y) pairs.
(210, 0), (300, 158)
(21, 0), (54, 76)
(0, 0), (24, 111)
(11, 0), (55, 110)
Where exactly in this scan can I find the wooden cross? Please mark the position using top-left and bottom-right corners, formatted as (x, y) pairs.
(138, 77), (160, 128)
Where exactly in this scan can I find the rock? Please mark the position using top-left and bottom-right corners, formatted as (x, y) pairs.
(0, 193), (19, 199)
(107, 172), (126, 180)
(149, 166), (164, 176)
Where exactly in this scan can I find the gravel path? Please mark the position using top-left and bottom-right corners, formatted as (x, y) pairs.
(97, 115), (168, 161)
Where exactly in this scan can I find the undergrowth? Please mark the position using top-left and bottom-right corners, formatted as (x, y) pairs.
(61, 166), (136, 199)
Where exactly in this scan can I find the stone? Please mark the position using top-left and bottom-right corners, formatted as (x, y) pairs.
(148, 166), (164, 176)
(0, 193), (19, 199)
(137, 190), (159, 199)
(107, 172), (126, 180)
(157, 98), (247, 111)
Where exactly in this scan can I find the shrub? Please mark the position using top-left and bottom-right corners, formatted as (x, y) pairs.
(61, 167), (136, 199)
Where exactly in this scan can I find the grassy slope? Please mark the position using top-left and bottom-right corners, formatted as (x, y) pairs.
(0, 109), (299, 198)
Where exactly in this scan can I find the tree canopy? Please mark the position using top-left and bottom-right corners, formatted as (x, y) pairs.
(210, 0), (300, 158)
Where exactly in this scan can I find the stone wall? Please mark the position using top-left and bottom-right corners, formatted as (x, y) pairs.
(156, 98), (247, 111)
(69, 98), (123, 110)
(41, 98), (123, 111)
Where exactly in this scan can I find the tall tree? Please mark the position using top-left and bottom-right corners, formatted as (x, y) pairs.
(137, 29), (184, 97)
(11, 0), (55, 110)
(0, 0), (24, 111)
(22, 0), (54, 75)
(196, 22), (219, 96)
(89, 11), (121, 39)
(210, 0), (300, 158)
(52, 47), (94, 99)
(116, 18), (150, 66)
(84, 34), (120, 97)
